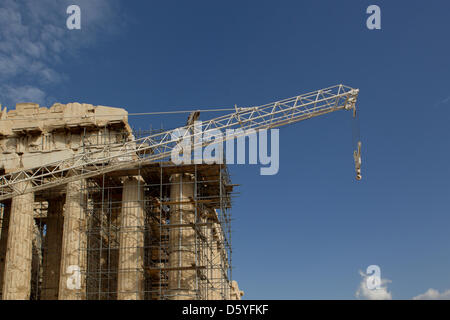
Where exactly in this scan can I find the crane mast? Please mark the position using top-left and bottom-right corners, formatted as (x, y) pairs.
(0, 84), (361, 201)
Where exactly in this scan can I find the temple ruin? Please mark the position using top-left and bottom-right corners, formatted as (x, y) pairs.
(0, 102), (243, 300)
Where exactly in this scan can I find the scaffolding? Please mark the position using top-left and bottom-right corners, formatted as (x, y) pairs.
(80, 162), (234, 300)
(2, 125), (236, 300)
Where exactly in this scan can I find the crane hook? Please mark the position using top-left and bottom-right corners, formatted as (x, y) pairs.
(354, 141), (362, 180)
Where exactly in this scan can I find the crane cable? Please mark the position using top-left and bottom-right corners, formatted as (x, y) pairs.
(0, 106), (237, 163)
(352, 108), (360, 148)
(0, 107), (236, 122)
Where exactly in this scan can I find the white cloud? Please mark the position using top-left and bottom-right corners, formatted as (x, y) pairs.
(1, 85), (47, 106)
(355, 270), (392, 300)
(354, 268), (450, 300)
(439, 96), (450, 105)
(434, 95), (450, 107)
(413, 288), (450, 300)
(0, 0), (123, 108)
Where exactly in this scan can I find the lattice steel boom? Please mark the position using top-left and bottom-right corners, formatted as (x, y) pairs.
(0, 84), (360, 201)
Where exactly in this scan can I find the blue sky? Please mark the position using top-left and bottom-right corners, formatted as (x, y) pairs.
(1, 0), (450, 299)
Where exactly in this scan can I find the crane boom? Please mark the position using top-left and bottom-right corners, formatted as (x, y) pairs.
(0, 84), (359, 201)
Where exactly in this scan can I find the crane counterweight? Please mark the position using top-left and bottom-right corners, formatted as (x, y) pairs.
(354, 141), (362, 180)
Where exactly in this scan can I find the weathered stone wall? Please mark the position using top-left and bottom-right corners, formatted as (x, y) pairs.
(0, 102), (133, 173)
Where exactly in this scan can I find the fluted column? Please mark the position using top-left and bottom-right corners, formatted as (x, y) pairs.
(117, 176), (145, 300)
(168, 173), (196, 300)
(41, 198), (64, 300)
(2, 182), (34, 300)
(59, 180), (87, 300)
(0, 201), (11, 299)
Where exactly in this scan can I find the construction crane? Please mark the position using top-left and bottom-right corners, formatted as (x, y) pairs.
(0, 84), (361, 201)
